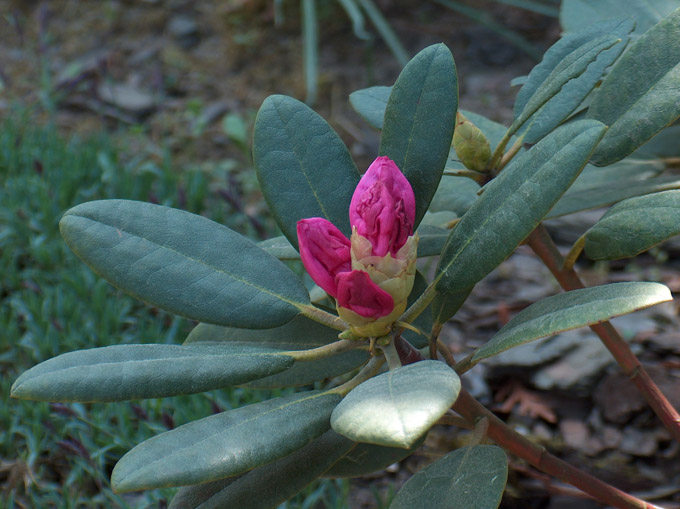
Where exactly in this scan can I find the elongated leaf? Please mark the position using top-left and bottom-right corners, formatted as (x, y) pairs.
(331, 361), (460, 448)
(588, 8), (680, 166)
(349, 86), (391, 129)
(324, 437), (423, 478)
(548, 172), (680, 218)
(253, 95), (360, 246)
(380, 44), (458, 228)
(391, 445), (508, 509)
(584, 190), (680, 260)
(60, 200), (309, 328)
(511, 34), (621, 136)
(111, 390), (342, 492)
(184, 317), (369, 388)
(435, 121), (606, 300)
(472, 282), (672, 362)
(169, 431), (353, 509)
(514, 18), (633, 143)
(10, 344), (295, 402)
(560, 0), (680, 36)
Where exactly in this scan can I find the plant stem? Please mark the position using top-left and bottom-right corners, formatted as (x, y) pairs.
(399, 283), (437, 325)
(526, 223), (680, 443)
(331, 356), (385, 396)
(289, 339), (366, 362)
(496, 136), (524, 173)
(299, 304), (349, 331)
(453, 389), (661, 509)
(381, 339), (403, 370)
(401, 348), (659, 507)
(443, 168), (486, 184)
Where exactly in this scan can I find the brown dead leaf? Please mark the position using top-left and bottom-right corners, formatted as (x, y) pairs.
(494, 380), (557, 423)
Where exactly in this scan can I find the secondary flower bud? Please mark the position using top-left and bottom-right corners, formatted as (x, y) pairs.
(349, 156), (416, 257)
(336, 270), (394, 319)
(297, 218), (350, 296)
(453, 112), (491, 172)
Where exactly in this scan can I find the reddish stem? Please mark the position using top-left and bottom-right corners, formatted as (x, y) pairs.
(395, 340), (659, 508)
(452, 389), (660, 509)
(526, 224), (680, 443)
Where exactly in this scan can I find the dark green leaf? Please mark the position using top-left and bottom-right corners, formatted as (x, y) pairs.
(588, 8), (680, 165)
(169, 431), (353, 509)
(429, 175), (480, 218)
(60, 200), (309, 328)
(472, 282), (672, 362)
(184, 316), (369, 388)
(349, 86), (391, 129)
(415, 225), (449, 258)
(380, 44), (458, 228)
(584, 190), (680, 260)
(548, 172), (680, 218)
(391, 445), (507, 509)
(515, 18), (633, 143)
(111, 390), (342, 492)
(434, 121), (606, 303)
(253, 95), (360, 246)
(323, 437), (423, 478)
(257, 236), (299, 260)
(10, 344), (294, 402)
(331, 361), (460, 448)
(561, 0), (679, 36)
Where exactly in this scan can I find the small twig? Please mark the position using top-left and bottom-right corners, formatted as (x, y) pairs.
(436, 339), (457, 368)
(526, 223), (680, 443)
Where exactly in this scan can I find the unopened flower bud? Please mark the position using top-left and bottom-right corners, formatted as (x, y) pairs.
(452, 112), (491, 172)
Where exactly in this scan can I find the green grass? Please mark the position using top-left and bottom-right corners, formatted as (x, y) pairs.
(0, 112), (350, 507)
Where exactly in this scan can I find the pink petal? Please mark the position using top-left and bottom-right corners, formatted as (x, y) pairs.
(349, 156), (416, 257)
(297, 218), (351, 297)
(336, 270), (394, 319)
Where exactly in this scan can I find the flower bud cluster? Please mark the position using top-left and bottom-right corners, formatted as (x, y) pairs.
(297, 156), (418, 337)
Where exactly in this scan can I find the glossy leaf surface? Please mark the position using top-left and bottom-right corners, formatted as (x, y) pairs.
(253, 95), (360, 246)
(60, 200), (309, 328)
(473, 282), (672, 362)
(584, 190), (680, 260)
(10, 344), (294, 402)
(111, 390), (341, 492)
(331, 361), (460, 448)
(588, 8), (680, 165)
(391, 445), (508, 509)
(380, 44), (458, 228)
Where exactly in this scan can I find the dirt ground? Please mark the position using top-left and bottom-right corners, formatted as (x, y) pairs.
(2, 1), (679, 507)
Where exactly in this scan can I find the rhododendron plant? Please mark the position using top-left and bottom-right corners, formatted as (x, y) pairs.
(11, 7), (680, 505)
(297, 156), (418, 337)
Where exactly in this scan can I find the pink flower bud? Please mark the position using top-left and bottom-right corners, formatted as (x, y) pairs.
(297, 218), (351, 297)
(349, 156), (416, 257)
(336, 270), (394, 319)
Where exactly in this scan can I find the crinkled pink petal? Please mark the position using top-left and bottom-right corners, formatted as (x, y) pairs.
(297, 218), (351, 297)
(336, 270), (394, 319)
(349, 156), (416, 257)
